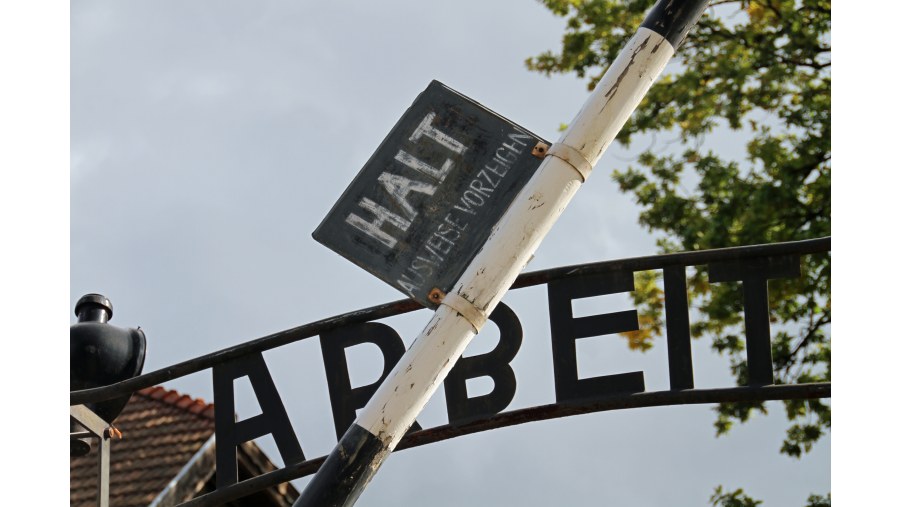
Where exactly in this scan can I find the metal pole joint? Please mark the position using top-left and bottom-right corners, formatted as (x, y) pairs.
(546, 142), (592, 182)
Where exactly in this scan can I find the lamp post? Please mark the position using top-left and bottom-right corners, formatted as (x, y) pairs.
(70, 293), (147, 455)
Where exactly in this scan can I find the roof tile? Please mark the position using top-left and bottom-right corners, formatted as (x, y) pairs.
(70, 387), (215, 507)
(71, 385), (296, 506)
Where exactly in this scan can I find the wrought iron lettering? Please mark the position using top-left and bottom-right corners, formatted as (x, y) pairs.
(69, 238), (832, 507)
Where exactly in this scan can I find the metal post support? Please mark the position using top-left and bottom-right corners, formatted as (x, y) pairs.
(71, 404), (113, 507)
(294, 2), (712, 505)
(97, 434), (110, 507)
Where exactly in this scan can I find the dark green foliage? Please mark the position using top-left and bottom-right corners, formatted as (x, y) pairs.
(710, 486), (763, 507)
(528, 0), (830, 503)
(805, 493), (831, 507)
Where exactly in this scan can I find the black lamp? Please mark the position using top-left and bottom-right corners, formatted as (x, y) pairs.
(70, 293), (147, 456)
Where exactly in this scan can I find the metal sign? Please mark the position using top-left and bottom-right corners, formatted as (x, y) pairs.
(70, 238), (831, 507)
(313, 81), (548, 307)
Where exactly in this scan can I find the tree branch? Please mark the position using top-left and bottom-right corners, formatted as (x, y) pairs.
(780, 308), (831, 381)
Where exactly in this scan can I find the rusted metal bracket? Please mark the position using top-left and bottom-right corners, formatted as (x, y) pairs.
(427, 287), (445, 304)
(531, 141), (549, 158)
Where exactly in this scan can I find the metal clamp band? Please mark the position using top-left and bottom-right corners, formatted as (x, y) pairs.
(546, 142), (592, 182)
(441, 293), (488, 332)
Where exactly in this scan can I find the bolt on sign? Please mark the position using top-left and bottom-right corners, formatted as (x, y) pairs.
(313, 81), (549, 307)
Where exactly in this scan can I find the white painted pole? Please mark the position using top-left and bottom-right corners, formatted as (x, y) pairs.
(295, 1), (710, 505)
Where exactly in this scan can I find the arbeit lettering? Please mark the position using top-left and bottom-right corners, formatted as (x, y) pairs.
(212, 254), (801, 488)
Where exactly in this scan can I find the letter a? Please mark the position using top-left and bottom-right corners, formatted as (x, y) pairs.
(213, 352), (305, 489)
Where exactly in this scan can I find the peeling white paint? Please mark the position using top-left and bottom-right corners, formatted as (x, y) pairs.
(354, 27), (675, 452)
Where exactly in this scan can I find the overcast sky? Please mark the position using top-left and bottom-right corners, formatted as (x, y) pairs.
(69, 1), (830, 505)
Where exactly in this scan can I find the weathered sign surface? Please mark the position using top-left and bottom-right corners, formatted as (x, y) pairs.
(313, 81), (548, 307)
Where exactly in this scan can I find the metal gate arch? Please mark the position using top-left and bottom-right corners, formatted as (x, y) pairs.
(70, 237), (831, 506)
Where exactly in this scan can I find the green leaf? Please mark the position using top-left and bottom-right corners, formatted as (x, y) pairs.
(530, 0), (830, 461)
(710, 486), (763, 507)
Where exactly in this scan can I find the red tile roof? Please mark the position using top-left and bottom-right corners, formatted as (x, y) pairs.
(72, 385), (301, 506)
(71, 387), (217, 507)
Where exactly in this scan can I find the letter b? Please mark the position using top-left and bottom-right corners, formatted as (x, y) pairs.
(444, 302), (523, 425)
